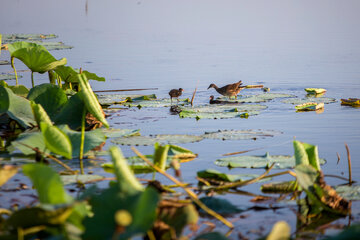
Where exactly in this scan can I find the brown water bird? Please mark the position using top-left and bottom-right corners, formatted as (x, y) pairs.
(209, 95), (222, 104)
(208, 80), (244, 99)
(169, 88), (184, 103)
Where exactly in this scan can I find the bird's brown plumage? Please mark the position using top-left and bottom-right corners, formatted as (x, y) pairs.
(169, 88), (184, 103)
(208, 80), (244, 98)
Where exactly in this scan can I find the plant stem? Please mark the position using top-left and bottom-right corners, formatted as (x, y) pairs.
(11, 57), (18, 86)
(132, 147), (234, 229)
(345, 143), (352, 185)
(31, 72), (34, 88)
(79, 108), (86, 174)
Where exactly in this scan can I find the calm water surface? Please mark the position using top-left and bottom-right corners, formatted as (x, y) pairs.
(1, 0), (360, 238)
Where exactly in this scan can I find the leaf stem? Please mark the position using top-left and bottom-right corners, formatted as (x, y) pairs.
(79, 108), (86, 174)
(132, 147), (234, 229)
(31, 72), (34, 88)
(345, 143), (352, 185)
(11, 57), (18, 86)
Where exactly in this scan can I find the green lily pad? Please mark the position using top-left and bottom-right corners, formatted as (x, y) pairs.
(2, 34), (57, 43)
(334, 185), (360, 201)
(179, 104), (266, 119)
(26, 41), (73, 51)
(0, 74), (22, 81)
(0, 85), (35, 128)
(101, 128), (140, 138)
(112, 134), (203, 146)
(60, 174), (105, 185)
(97, 94), (157, 106)
(203, 129), (282, 140)
(125, 98), (190, 108)
(282, 97), (336, 105)
(197, 169), (270, 182)
(199, 196), (243, 214)
(218, 93), (296, 103)
(215, 152), (326, 169)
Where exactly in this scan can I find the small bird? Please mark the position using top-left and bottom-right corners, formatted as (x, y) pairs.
(169, 88), (184, 103)
(208, 80), (244, 99)
(209, 95), (222, 104)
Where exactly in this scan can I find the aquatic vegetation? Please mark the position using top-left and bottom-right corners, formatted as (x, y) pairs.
(305, 88), (327, 94)
(112, 134), (203, 146)
(341, 98), (360, 107)
(282, 96), (336, 105)
(295, 102), (324, 111)
(218, 92), (296, 103)
(0, 73), (22, 80)
(203, 129), (282, 140)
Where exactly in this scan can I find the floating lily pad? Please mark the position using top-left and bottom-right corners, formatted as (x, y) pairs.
(295, 102), (324, 111)
(341, 98), (360, 107)
(203, 129), (282, 140)
(112, 134), (203, 146)
(101, 128), (140, 138)
(305, 88), (327, 94)
(0, 74), (22, 81)
(218, 93), (296, 103)
(98, 94), (157, 106)
(0, 60), (10, 65)
(179, 104), (266, 119)
(60, 174), (105, 185)
(2, 34), (57, 43)
(215, 152), (326, 169)
(334, 185), (360, 201)
(199, 196), (243, 214)
(282, 97), (336, 105)
(125, 98), (190, 108)
(28, 41), (73, 51)
(197, 169), (270, 182)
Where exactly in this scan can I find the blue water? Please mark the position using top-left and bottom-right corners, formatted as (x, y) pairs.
(1, 0), (360, 238)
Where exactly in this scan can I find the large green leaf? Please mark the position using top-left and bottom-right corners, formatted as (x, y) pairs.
(0, 85), (36, 128)
(83, 186), (159, 240)
(54, 65), (105, 83)
(199, 196), (243, 214)
(40, 122), (72, 159)
(197, 169), (269, 183)
(78, 73), (109, 128)
(8, 42), (67, 73)
(203, 129), (282, 140)
(334, 185), (360, 201)
(10, 131), (47, 155)
(109, 146), (144, 194)
(293, 140), (321, 170)
(112, 134), (203, 146)
(153, 143), (170, 171)
(30, 101), (53, 126)
(53, 92), (86, 130)
(27, 83), (68, 119)
(215, 152), (326, 169)
(22, 164), (72, 204)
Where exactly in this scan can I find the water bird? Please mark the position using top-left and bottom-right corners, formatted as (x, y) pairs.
(207, 80), (244, 99)
(209, 95), (222, 104)
(169, 88), (184, 103)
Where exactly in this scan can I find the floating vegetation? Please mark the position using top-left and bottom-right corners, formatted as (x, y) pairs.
(304, 88), (327, 95)
(282, 97), (336, 105)
(124, 98), (190, 108)
(334, 185), (360, 201)
(217, 93), (296, 103)
(203, 129), (282, 140)
(112, 134), (203, 146)
(341, 98), (360, 107)
(197, 169), (270, 183)
(215, 152), (326, 169)
(295, 102), (324, 111)
(179, 104), (266, 119)
(101, 128), (140, 138)
(2, 34), (57, 43)
(97, 94), (156, 106)
(0, 73), (22, 80)
(0, 60), (10, 65)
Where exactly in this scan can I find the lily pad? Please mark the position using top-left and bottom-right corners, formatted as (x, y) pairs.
(27, 41), (73, 51)
(341, 98), (360, 107)
(60, 174), (105, 185)
(215, 152), (326, 169)
(202, 129), (282, 140)
(2, 34), (57, 43)
(101, 128), (140, 138)
(199, 196), (243, 214)
(0, 60), (10, 65)
(98, 94), (157, 106)
(125, 98), (190, 108)
(282, 97), (336, 105)
(197, 169), (270, 182)
(112, 134), (203, 146)
(179, 104), (266, 119)
(218, 93), (296, 103)
(0, 74), (22, 81)
(334, 185), (360, 201)
(305, 88), (327, 94)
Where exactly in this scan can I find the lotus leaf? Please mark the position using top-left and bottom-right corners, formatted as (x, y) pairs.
(293, 141), (321, 170)
(54, 66), (105, 83)
(199, 196), (243, 214)
(341, 98), (360, 107)
(282, 97), (336, 105)
(295, 102), (324, 111)
(98, 94), (157, 105)
(153, 143), (170, 171)
(78, 73), (109, 128)
(101, 128), (140, 138)
(25, 41), (73, 51)
(2, 34), (57, 43)
(334, 185), (360, 201)
(40, 122), (72, 159)
(27, 83), (68, 119)
(203, 129), (282, 140)
(215, 152), (326, 169)
(0, 85), (36, 128)
(305, 88), (327, 94)
(0, 74), (22, 80)
(30, 101), (53, 126)
(218, 93), (296, 103)
(124, 98), (189, 108)
(23, 164), (73, 204)
(54, 93), (86, 129)
(60, 174), (105, 185)
(8, 42), (67, 73)
(0, 61), (9, 65)
(10, 131), (47, 155)
(197, 169), (269, 182)
(112, 134), (203, 146)
(83, 186), (159, 240)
